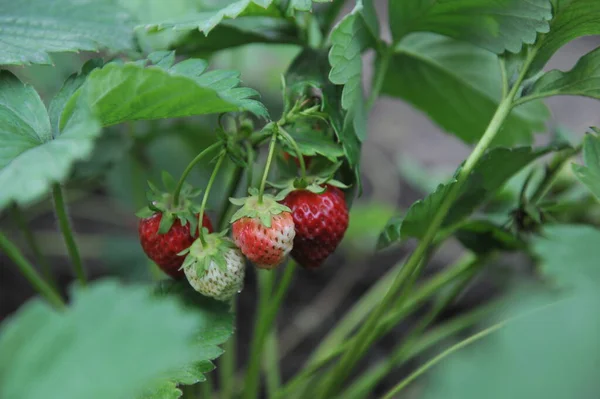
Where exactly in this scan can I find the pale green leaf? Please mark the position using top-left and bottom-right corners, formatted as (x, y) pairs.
(526, 46), (600, 100)
(0, 279), (218, 399)
(532, 224), (600, 288)
(66, 55), (268, 127)
(422, 288), (600, 399)
(0, 70), (101, 211)
(572, 133), (600, 200)
(389, 0), (552, 53)
(382, 33), (549, 145)
(0, 0), (134, 66)
(530, 0), (600, 74)
(377, 144), (567, 249)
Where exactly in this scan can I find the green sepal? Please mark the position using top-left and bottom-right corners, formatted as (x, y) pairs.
(161, 171), (177, 192)
(260, 213), (272, 228)
(229, 192), (291, 226)
(158, 213), (176, 234)
(135, 207), (154, 218)
(188, 215), (199, 238)
(229, 197), (247, 206)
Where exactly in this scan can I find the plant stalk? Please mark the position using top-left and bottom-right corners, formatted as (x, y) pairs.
(198, 151), (226, 246)
(243, 261), (297, 399)
(173, 141), (222, 205)
(316, 49), (536, 399)
(52, 184), (86, 286)
(258, 131), (279, 204)
(366, 46), (392, 110)
(0, 231), (65, 309)
(278, 125), (306, 178)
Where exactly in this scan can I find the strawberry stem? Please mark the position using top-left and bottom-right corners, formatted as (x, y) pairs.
(198, 150), (226, 246)
(278, 125), (306, 179)
(173, 141), (222, 206)
(258, 130), (278, 204)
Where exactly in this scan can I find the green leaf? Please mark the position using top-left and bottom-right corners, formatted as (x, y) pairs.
(382, 33), (550, 146)
(283, 122), (344, 161)
(66, 55), (268, 127)
(455, 219), (525, 254)
(0, 70), (101, 211)
(388, 0), (552, 53)
(143, 0), (280, 34)
(328, 0), (378, 143)
(0, 279), (222, 399)
(572, 133), (600, 200)
(525, 46), (600, 101)
(0, 0), (134, 66)
(530, 0), (600, 74)
(421, 288), (600, 399)
(532, 224), (600, 289)
(377, 144), (567, 249)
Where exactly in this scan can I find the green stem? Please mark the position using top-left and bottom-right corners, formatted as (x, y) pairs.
(366, 45), (392, 110)
(0, 231), (65, 309)
(316, 49), (537, 399)
(278, 125), (306, 178)
(220, 302), (237, 399)
(198, 151), (226, 246)
(52, 184), (86, 286)
(173, 142), (222, 205)
(258, 131), (278, 204)
(200, 376), (213, 399)
(243, 261), (297, 399)
(11, 205), (57, 289)
(264, 328), (282, 397)
(218, 165), (244, 229)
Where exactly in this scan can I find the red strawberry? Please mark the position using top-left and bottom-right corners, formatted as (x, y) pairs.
(230, 191), (295, 269)
(281, 185), (349, 269)
(139, 213), (213, 279)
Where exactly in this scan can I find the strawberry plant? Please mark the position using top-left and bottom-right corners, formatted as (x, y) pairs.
(1, 1), (600, 399)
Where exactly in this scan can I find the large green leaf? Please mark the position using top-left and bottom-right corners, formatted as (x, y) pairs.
(530, 0), (600, 74)
(377, 144), (567, 249)
(421, 288), (600, 399)
(525, 46), (600, 101)
(328, 0), (378, 142)
(382, 33), (549, 146)
(0, 69), (101, 212)
(572, 132), (600, 200)
(455, 219), (525, 254)
(65, 53), (268, 127)
(532, 224), (600, 289)
(0, 0), (134, 66)
(0, 279), (231, 399)
(388, 0), (552, 53)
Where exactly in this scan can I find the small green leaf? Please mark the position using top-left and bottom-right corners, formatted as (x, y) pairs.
(148, 51), (176, 68)
(525, 47), (600, 101)
(282, 122), (344, 161)
(0, 71), (101, 211)
(572, 133), (600, 200)
(455, 219), (525, 254)
(388, 0), (552, 53)
(382, 33), (549, 146)
(377, 144), (568, 249)
(0, 279), (226, 399)
(0, 0), (134, 66)
(530, 0), (600, 74)
(65, 55), (268, 127)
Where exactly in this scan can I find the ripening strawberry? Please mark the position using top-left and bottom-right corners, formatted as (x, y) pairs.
(182, 233), (245, 301)
(139, 213), (213, 279)
(229, 191), (295, 269)
(281, 185), (349, 269)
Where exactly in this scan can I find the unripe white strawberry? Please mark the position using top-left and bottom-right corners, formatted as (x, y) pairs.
(181, 232), (245, 301)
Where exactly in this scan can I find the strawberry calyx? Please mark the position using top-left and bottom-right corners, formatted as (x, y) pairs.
(135, 171), (203, 236)
(268, 161), (350, 199)
(179, 231), (237, 278)
(229, 188), (291, 228)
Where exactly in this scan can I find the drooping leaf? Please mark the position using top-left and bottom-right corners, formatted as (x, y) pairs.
(388, 0), (552, 53)
(0, 279), (230, 399)
(530, 0), (600, 74)
(0, 0), (134, 66)
(532, 224), (600, 289)
(572, 133), (600, 200)
(382, 33), (549, 146)
(65, 54), (268, 128)
(455, 219), (525, 254)
(525, 46), (600, 101)
(377, 144), (568, 249)
(0, 70), (101, 211)
(283, 121), (344, 161)
(421, 288), (600, 399)
(328, 0), (378, 142)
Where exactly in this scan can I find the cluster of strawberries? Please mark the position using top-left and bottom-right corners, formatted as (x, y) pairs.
(138, 174), (349, 301)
